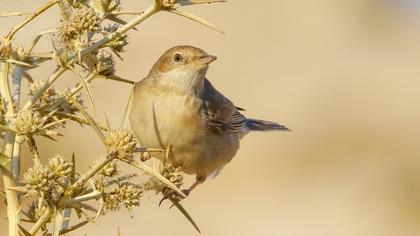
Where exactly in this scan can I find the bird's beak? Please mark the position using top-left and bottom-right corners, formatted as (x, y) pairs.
(198, 54), (217, 65)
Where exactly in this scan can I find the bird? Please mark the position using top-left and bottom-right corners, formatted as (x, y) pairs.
(129, 45), (289, 198)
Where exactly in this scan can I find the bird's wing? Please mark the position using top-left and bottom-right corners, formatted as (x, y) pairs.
(200, 79), (247, 134)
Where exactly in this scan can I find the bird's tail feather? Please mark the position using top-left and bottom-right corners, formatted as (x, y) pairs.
(245, 119), (290, 131)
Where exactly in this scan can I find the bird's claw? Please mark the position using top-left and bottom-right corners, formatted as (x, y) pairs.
(159, 188), (190, 207)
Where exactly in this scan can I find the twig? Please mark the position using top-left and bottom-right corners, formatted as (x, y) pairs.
(0, 61), (21, 236)
(29, 205), (53, 235)
(6, 0), (59, 40)
(52, 208), (64, 236)
(65, 153), (115, 196)
(0, 12), (32, 18)
(63, 190), (102, 207)
(123, 160), (186, 198)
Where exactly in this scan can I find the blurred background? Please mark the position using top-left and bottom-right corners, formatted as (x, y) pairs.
(2, 0), (420, 235)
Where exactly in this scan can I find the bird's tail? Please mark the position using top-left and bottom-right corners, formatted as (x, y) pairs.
(245, 119), (290, 131)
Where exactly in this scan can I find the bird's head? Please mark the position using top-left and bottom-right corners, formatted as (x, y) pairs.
(148, 45), (217, 91)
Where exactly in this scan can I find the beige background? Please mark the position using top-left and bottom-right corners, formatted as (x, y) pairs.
(2, 0), (420, 235)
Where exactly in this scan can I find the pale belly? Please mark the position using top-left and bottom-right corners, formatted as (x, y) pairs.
(129, 91), (240, 177)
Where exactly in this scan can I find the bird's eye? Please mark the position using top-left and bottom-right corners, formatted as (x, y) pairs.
(174, 53), (182, 62)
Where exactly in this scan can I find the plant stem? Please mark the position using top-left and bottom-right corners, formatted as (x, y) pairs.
(29, 205), (53, 235)
(11, 66), (24, 184)
(0, 62), (20, 236)
(65, 154), (115, 195)
(52, 209), (64, 236)
(6, 0), (59, 40)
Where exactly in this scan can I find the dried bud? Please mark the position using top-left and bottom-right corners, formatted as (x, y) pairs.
(103, 182), (143, 211)
(95, 50), (115, 76)
(48, 155), (72, 178)
(104, 130), (136, 161)
(57, 7), (101, 51)
(24, 164), (52, 193)
(10, 110), (42, 134)
(70, 7), (101, 34)
(160, 162), (184, 189)
(118, 183), (143, 208)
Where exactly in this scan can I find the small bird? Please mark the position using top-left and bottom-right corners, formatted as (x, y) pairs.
(129, 45), (288, 197)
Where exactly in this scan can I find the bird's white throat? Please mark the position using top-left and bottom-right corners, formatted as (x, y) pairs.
(158, 66), (208, 93)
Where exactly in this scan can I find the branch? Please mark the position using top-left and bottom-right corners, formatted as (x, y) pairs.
(6, 0), (59, 40)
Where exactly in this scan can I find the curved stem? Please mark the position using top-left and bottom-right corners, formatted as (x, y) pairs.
(6, 0), (59, 40)
(0, 62), (20, 236)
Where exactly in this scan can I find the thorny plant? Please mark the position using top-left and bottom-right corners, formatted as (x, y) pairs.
(0, 0), (226, 235)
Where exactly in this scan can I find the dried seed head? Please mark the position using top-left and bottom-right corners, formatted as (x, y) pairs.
(70, 7), (101, 34)
(103, 182), (143, 211)
(118, 182), (143, 208)
(10, 110), (42, 134)
(95, 50), (115, 75)
(48, 155), (73, 178)
(104, 130), (136, 161)
(160, 162), (184, 189)
(57, 7), (101, 51)
(24, 164), (52, 193)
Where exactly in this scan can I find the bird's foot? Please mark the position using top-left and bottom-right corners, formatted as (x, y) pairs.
(159, 187), (190, 206)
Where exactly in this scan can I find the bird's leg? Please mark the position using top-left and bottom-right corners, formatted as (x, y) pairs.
(159, 175), (206, 206)
(181, 175), (206, 196)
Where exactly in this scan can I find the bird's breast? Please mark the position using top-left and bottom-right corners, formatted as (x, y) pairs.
(130, 87), (204, 150)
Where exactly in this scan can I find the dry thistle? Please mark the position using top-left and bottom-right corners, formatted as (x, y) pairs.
(23, 164), (52, 193)
(10, 110), (42, 134)
(160, 161), (184, 189)
(57, 7), (101, 51)
(95, 50), (115, 75)
(103, 182), (143, 211)
(104, 130), (137, 162)
(48, 155), (72, 178)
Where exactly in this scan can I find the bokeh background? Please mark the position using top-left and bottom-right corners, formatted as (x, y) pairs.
(2, 0), (420, 235)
